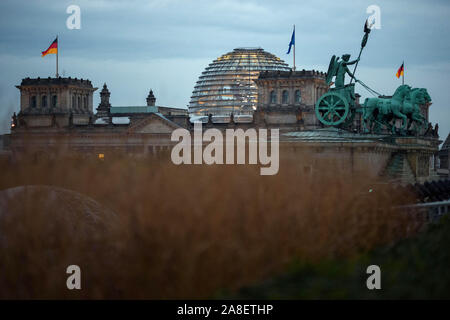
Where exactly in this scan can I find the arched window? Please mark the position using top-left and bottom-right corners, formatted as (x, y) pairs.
(295, 90), (301, 104)
(270, 90), (277, 104)
(84, 96), (88, 109)
(31, 96), (36, 108)
(41, 95), (47, 108)
(52, 95), (57, 108)
(78, 97), (81, 109)
(282, 90), (289, 104)
(72, 96), (76, 108)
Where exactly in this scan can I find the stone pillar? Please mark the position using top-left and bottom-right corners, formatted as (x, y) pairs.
(100, 84), (110, 105)
(147, 90), (156, 106)
(96, 83), (111, 119)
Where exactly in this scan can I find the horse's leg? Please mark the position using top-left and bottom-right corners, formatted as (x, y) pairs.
(393, 110), (408, 135)
(375, 114), (385, 134)
(364, 112), (373, 133)
(362, 118), (369, 133)
(412, 112), (425, 134)
(406, 116), (413, 130)
(362, 104), (372, 133)
(370, 116), (377, 133)
(390, 119), (396, 135)
(360, 107), (367, 132)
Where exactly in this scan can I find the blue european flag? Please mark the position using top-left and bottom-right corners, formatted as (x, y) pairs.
(286, 27), (295, 54)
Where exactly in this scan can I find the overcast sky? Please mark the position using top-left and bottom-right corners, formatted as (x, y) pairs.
(0, 0), (449, 140)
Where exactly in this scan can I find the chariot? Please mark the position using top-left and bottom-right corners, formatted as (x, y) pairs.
(315, 55), (360, 127)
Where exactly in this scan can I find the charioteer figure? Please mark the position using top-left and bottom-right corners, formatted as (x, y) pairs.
(330, 54), (359, 89)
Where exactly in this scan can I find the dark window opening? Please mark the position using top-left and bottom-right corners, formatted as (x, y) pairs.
(295, 90), (302, 104)
(31, 96), (36, 108)
(270, 90), (277, 104)
(282, 90), (289, 104)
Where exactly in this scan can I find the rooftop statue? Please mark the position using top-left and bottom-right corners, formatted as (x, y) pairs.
(315, 20), (431, 136)
(327, 54), (359, 89)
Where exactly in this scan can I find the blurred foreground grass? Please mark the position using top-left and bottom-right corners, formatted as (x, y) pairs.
(231, 215), (450, 299)
(0, 153), (428, 299)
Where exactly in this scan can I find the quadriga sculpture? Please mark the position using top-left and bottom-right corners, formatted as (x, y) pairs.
(314, 20), (432, 135)
(362, 86), (431, 134)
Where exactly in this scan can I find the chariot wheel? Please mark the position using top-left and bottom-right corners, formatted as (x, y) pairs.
(315, 92), (350, 126)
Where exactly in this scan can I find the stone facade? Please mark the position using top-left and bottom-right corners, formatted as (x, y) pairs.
(254, 70), (327, 130)
(10, 77), (188, 161)
(5, 75), (442, 185)
(9, 113), (181, 161)
(438, 133), (450, 178)
(282, 128), (441, 185)
(13, 77), (97, 130)
(16, 77), (97, 124)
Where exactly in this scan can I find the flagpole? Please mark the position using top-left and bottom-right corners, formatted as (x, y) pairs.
(402, 60), (404, 85)
(56, 35), (59, 78)
(293, 25), (296, 71)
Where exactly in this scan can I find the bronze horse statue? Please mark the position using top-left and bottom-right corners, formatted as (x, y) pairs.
(361, 85), (431, 135)
(404, 88), (430, 130)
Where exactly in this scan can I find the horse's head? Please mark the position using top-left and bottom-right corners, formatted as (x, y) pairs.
(420, 88), (432, 103)
(412, 88), (432, 105)
(392, 84), (411, 100)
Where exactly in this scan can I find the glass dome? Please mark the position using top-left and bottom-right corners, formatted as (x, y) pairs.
(189, 48), (291, 116)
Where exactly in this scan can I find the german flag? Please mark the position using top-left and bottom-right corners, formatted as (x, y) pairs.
(41, 38), (58, 57)
(396, 62), (404, 78)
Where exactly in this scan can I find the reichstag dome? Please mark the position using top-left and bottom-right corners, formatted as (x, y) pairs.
(189, 48), (291, 116)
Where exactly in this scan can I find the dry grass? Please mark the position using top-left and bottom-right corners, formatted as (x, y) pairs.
(0, 151), (418, 299)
